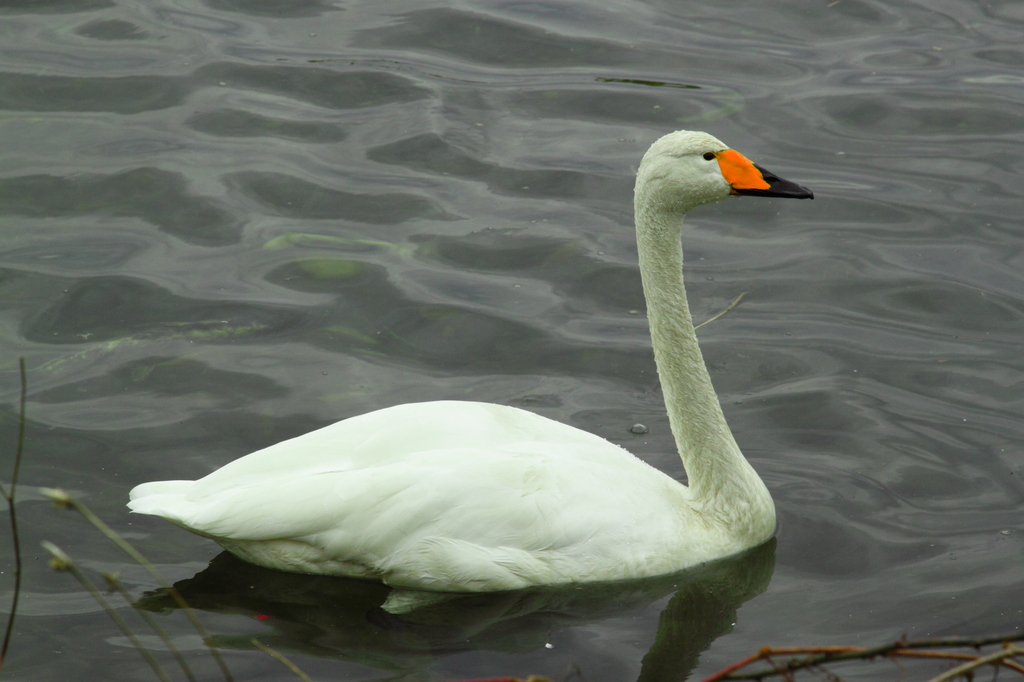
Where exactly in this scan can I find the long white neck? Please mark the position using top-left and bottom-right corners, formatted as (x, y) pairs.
(634, 202), (773, 528)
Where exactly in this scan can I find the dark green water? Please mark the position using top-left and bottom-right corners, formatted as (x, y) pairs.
(1, 1), (1022, 680)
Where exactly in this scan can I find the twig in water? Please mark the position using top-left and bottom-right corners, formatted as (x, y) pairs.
(41, 541), (172, 682)
(926, 644), (1024, 682)
(0, 357), (28, 671)
(702, 633), (1024, 682)
(40, 488), (235, 682)
(695, 292), (746, 330)
(250, 638), (312, 682)
(105, 572), (198, 682)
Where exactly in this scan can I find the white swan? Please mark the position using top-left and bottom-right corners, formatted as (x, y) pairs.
(129, 130), (812, 595)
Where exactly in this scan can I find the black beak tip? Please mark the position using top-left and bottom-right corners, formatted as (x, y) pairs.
(738, 164), (814, 200)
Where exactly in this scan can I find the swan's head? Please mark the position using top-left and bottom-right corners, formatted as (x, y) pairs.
(635, 130), (813, 219)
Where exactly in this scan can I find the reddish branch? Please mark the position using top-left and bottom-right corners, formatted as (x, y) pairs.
(702, 632), (1024, 682)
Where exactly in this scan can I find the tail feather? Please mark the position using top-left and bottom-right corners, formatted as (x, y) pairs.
(127, 480), (193, 519)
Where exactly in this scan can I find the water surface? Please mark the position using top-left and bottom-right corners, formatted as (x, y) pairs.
(1, 1), (1022, 680)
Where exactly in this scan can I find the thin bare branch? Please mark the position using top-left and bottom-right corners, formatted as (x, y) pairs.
(40, 489), (235, 681)
(105, 572), (199, 682)
(250, 638), (312, 682)
(0, 357), (28, 669)
(703, 633), (1024, 682)
(695, 292), (746, 330)
(926, 645), (1023, 682)
(41, 541), (172, 682)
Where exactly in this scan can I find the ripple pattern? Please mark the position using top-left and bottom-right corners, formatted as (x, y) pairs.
(1, 1), (1022, 680)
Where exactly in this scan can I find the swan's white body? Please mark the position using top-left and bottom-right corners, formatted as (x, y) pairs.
(129, 130), (812, 593)
(130, 401), (763, 591)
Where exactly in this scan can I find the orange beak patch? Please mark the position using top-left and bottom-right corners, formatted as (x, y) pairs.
(715, 149), (771, 194)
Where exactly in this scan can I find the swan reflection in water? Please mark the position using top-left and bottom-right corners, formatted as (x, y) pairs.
(136, 539), (775, 680)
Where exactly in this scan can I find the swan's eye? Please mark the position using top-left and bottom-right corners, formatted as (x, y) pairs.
(703, 152), (716, 161)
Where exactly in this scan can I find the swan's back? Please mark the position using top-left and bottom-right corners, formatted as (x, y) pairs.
(128, 129), (809, 592)
(129, 401), (716, 591)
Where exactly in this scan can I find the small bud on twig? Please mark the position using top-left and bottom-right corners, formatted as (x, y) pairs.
(102, 572), (122, 592)
(40, 541), (73, 571)
(39, 488), (73, 509)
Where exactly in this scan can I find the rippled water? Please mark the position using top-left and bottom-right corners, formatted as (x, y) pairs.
(1, 1), (1022, 680)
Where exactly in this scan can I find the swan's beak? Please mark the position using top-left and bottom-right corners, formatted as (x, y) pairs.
(716, 149), (814, 199)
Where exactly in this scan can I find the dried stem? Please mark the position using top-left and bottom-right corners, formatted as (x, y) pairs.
(695, 292), (746, 330)
(250, 638), (312, 682)
(703, 633), (1024, 682)
(899, 649), (1024, 673)
(105, 572), (199, 682)
(926, 644), (1024, 682)
(40, 489), (235, 682)
(0, 357), (28, 670)
(41, 541), (172, 682)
